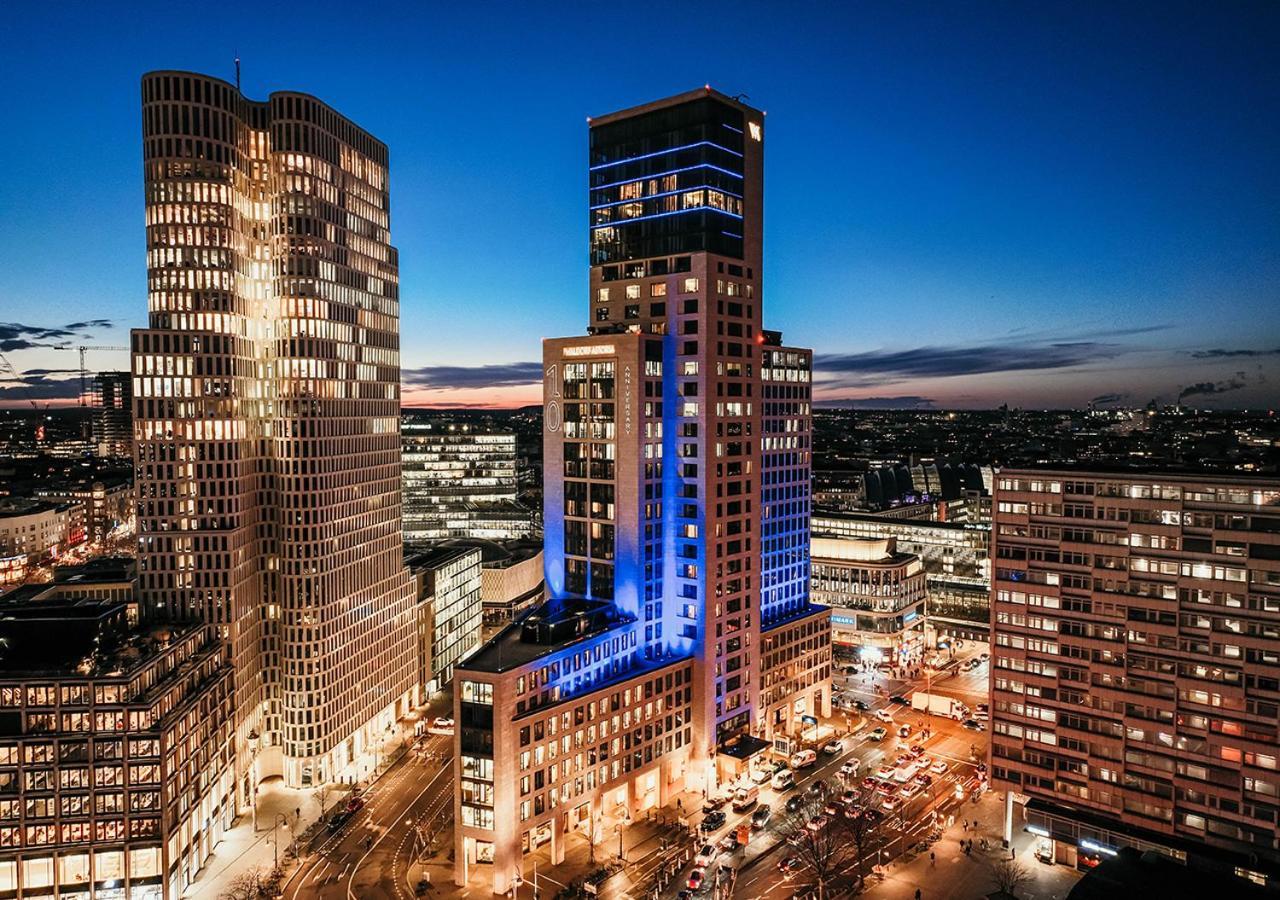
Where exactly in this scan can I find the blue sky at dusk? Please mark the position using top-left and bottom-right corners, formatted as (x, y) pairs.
(1, 1), (1277, 409)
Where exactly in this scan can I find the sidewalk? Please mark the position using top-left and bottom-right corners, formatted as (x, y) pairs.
(184, 710), (426, 899)
(860, 791), (1082, 900)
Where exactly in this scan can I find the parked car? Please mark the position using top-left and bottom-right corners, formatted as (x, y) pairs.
(868, 726), (888, 742)
(750, 767), (772, 785)
(790, 749), (817, 769)
(695, 844), (718, 867)
(702, 794), (728, 814)
(428, 716), (455, 735)
(771, 768), (795, 790)
(731, 785), (759, 812)
(345, 796), (365, 814)
(822, 738), (844, 755)
(752, 804), (772, 828)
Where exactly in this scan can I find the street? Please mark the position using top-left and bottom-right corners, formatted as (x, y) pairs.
(280, 734), (454, 900)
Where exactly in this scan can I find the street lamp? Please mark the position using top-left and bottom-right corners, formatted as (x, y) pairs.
(616, 811), (631, 862)
(273, 813), (289, 869)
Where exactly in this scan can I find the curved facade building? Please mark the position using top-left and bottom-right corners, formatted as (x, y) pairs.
(132, 71), (416, 794)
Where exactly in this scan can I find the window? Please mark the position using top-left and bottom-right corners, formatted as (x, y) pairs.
(650, 283), (666, 297)
(681, 277), (699, 293)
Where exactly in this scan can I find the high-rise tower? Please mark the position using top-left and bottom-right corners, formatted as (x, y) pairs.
(132, 71), (416, 795)
(453, 88), (830, 893)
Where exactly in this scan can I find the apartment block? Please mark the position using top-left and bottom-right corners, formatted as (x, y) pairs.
(990, 468), (1280, 887)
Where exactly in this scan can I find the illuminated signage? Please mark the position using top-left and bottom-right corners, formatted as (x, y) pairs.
(748, 122), (762, 141)
(562, 344), (614, 357)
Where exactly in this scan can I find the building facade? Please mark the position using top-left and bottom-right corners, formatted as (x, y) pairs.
(92, 373), (133, 460)
(0, 500), (86, 586)
(407, 546), (484, 697)
(452, 88), (830, 894)
(810, 537), (928, 665)
(0, 602), (234, 900)
(131, 71), (416, 794)
(990, 469), (1280, 887)
(403, 425), (534, 542)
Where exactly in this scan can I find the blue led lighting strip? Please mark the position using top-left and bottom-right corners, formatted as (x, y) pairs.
(591, 163), (743, 191)
(591, 206), (743, 230)
(590, 184), (744, 212)
(590, 140), (743, 171)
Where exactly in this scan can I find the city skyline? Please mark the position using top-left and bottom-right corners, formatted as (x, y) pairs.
(2, 1), (1279, 413)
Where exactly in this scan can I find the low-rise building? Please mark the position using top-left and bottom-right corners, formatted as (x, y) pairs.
(0, 500), (87, 585)
(811, 537), (927, 666)
(0, 599), (235, 899)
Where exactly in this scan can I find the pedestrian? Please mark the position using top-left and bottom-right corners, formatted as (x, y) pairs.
(929, 851), (935, 867)
(915, 889), (922, 900)
(1011, 847), (1016, 861)
(962, 819), (968, 832)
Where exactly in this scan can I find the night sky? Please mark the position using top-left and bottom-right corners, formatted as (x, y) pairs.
(1, 1), (1277, 409)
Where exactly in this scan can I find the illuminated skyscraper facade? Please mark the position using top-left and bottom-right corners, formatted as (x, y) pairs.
(453, 89), (830, 893)
(131, 71), (416, 795)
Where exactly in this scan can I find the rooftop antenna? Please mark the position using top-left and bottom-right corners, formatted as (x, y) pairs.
(234, 53), (241, 92)
(731, 93), (749, 103)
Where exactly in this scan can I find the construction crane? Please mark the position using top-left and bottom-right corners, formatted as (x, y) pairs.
(0, 351), (45, 411)
(73, 345), (129, 406)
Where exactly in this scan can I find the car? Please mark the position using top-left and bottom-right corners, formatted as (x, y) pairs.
(897, 724), (912, 738)
(894, 753), (914, 767)
(841, 789), (858, 805)
(838, 760), (859, 779)
(881, 795), (903, 813)
(677, 892), (694, 900)
(862, 775), (882, 791)
(913, 773), (933, 788)
(428, 716), (455, 735)
(853, 698), (870, 711)
(875, 779), (898, 795)
(823, 799), (843, 817)
(874, 709), (894, 723)
(843, 664), (858, 675)
(785, 794), (805, 813)
(900, 781), (923, 798)
(930, 760), (949, 775)
(807, 781), (827, 797)
(750, 767), (772, 785)
(863, 807), (886, 827)
(345, 796), (365, 814)
(806, 814), (829, 832)
(915, 755), (933, 770)
(868, 726), (888, 742)
(1034, 837), (1054, 863)
(962, 719), (986, 732)
(718, 832), (741, 853)
(979, 652), (990, 661)
(876, 764), (896, 779)
(777, 855), (804, 878)
(976, 703), (990, 714)
(889, 694), (909, 705)
(908, 744), (925, 757)
(976, 709), (990, 720)
(790, 749), (817, 769)
(731, 785), (759, 812)
(701, 810), (727, 832)
(822, 739), (844, 755)
(751, 804), (772, 828)
(695, 844), (718, 867)
(687, 868), (706, 891)
(326, 810), (352, 832)
(771, 769), (795, 790)
(702, 794), (728, 814)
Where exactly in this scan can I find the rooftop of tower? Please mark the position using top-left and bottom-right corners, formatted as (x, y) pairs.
(587, 85), (763, 127)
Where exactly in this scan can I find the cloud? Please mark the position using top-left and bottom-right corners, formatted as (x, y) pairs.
(1089, 392), (1127, 406)
(1190, 347), (1280, 359)
(0, 372), (82, 402)
(403, 361), (542, 391)
(0, 319), (113, 352)
(816, 395), (937, 410)
(1178, 372), (1247, 402)
(815, 341), (1118, 387)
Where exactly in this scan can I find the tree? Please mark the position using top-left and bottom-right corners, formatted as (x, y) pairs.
(988, 857), (1033, 897)
(769, 779), (886, 899)
(218, 866), (264, 900)
(313, 783), (333, 820)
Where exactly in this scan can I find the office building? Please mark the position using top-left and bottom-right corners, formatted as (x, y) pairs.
(990, 469), (1280, 887)
(34, 477), (132, 546)
(810, 537), (927, 665)
(403, 424), (535, 542)
(407, 546), (484, 697)
(813, 510), (991, 643)
(452, 88), (831, 893)
(132, 71), (417, 794)
(92, 372), (132, 459)
(0, 599), (234, 900)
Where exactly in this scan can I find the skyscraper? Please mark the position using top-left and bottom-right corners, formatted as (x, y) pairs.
(92, 370), (133, 458)
(452, 88), (831, 893)
(131, 71), (416, 794)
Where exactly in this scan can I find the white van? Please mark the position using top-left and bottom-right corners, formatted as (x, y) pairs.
(732, 785), (760, 811)
(790, 749), (817, 770)
(771, 768), (796, 790)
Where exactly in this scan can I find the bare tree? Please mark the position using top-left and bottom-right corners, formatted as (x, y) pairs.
(989, 857), (1033, 897)
(769, 779), (886, 899)
(218, 866), (263, 900)
(313, 783), (333, 820)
